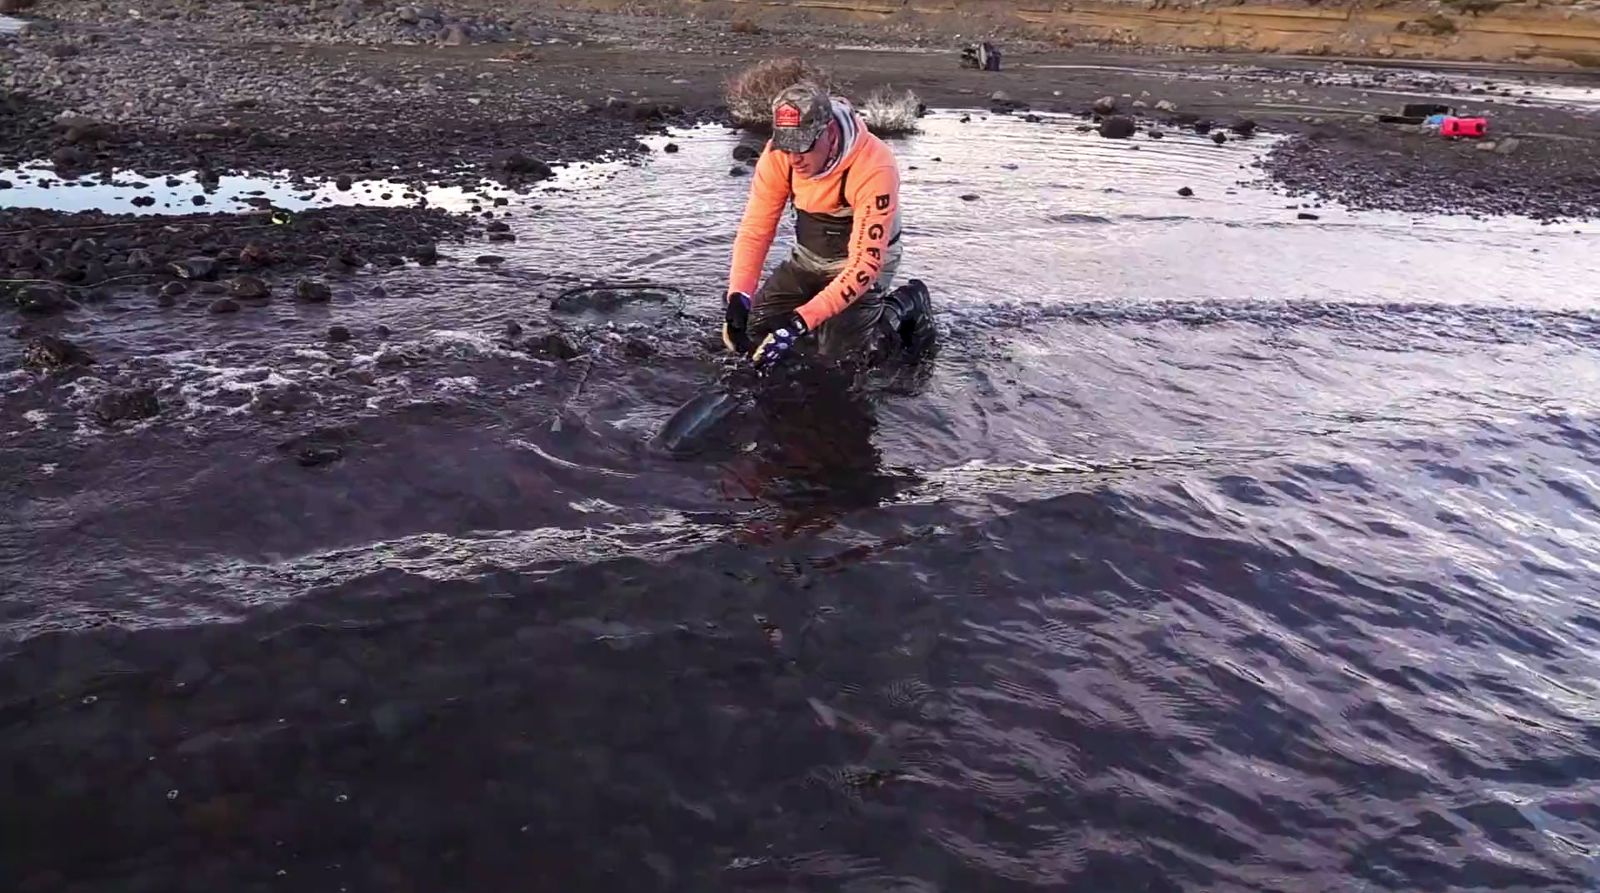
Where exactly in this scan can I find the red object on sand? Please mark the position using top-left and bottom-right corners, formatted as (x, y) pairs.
(1440, 117), (1488, 138)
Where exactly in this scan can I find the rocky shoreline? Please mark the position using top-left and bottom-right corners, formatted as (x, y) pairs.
(4, 0), (1598, 315)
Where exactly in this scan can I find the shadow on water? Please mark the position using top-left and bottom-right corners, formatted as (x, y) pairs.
(4, 109), (1600, 890)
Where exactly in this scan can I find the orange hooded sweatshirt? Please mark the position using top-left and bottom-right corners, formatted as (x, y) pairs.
(727, 110), (902, 330)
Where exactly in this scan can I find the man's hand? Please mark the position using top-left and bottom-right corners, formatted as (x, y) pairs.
(721, 292), (753, 354)
(750, 312), (810, 370)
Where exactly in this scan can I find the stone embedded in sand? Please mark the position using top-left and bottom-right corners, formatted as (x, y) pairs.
(208, 298), (241, 314)
(126, 249), (153, 271)
(327, 325), (352, 343)
(486, 232), (516, 243)
(409, 244), (439, 266)
(374, 323), (392, 338)
(501, 153), (553, 179)
(1495, 137), (1521, 156)
(731, 144), (760, 163)
(960, 194), (980, 202)
(93, 387), (160, 426)
(396, 5), (420, 23)
(156, 292), (177, 308)
(294, 279), (333, 303)
(1232, 119), (1259, 137)
(228, 276), (271, 299)
(1193, 120), (1214, 135)
(336, 175), (353, 191)
(729, 166), (749, 177)
(1098, 116), (1136, 139)
(22, 335), (93, 373)
(1156, 99), (1179, 113)
(664, 143), (680, 153)
(440, 24), (468, 46)
(1092, 96), (1118, 115)
(486, 221), (511, 233)
(476, 255), (505, 265)
(1149, 129), (1165, 139)
(1298, 212), (1321, 220)
(504, 321), (523, 339)
(1212, 132), (1229, 145)
(1178, 187), (1194, 197)
(160, 282), (188, 298)
(13, 284), (72, 315)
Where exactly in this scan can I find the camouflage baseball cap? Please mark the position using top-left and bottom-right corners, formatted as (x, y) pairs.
(770, 82), (832, 153)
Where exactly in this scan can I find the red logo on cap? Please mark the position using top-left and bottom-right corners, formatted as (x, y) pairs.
(774, 104), (803, 128)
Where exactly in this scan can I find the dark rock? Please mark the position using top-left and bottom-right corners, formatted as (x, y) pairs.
(160, 282), (188, 298)
(409, 244), (439, 266)
(1193, 120), (1214, 135)
(959, 194), (980, 202)
(0, 180), (11, 190)
(1024, 114), (1041, 123)
(1098, 116), (1136, 139)
(93, 387), (160, 426)
(50, 145), (92, 170)
(21, 335), (93, 373)
(664, 142), (680, 153)
(336, 175), (353, 191)
(131, 195), (156, 208)
(501, 153), (553, 179)
(486, 232), (516, 243)
(1212, 132), (1228, 145)
(170, 257), (218, 280)
(731, 145), (761, 163)
(374, 324), (392, 339)
(729, 166), (749, 177)
(1230, 119), (1259, 137)
(191, 195), (206, 206)
(12, 283), (73, 314)
(156, 292), (177, 308)
(238, 243), (274, 269)
(1148, 129), (1165, 139)
(1298, 212), (1321, 220)
(228, 276), (270, 300)
(294, 279), (333, 303)
(624, 337), (655, 359)
(297, 446), (344, 468)
(1178, 187), (1194, 197)
(486, 221), (511, 233)
(207, 298), (241, 314)
(1092, 96), (1118, 115)
(126, 249), (153, 271)
(503, 321), (522, 339)
(327, 325), (352, 343)
(476, 255), (505, 265)
(532, 332), (579, 361)
(440, 23), (468, 46)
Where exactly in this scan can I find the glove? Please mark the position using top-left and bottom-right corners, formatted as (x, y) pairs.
(749, 311), (810, 371)
(721, 292), (752, 354)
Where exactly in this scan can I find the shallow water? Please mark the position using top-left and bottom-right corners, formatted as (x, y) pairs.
(4, 111), (1600, 891)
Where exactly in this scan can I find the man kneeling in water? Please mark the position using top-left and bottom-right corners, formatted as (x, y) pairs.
(721, 82), (934, 370)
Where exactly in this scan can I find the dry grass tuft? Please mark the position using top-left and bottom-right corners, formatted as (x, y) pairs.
(859, 86), (923, 136)
(723, 57), (834, 129)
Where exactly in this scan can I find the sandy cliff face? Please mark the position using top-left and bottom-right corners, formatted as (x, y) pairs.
(586, 0), (1600, 65)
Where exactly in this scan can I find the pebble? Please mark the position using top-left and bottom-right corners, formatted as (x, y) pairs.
(1155, 99), (1179, 112)
(327, 325), (352, 343)
(1212, 132), (1229, 145)
(1298, 212), (1321, 220)
(228, 276), (271, 299)
(663, 143), (680, 153)
(1178, 187), (1194, 197)
(729, 166), (749, 177)
(1092, 95), (1118, 115)
(208, 298), (241, 314)
(959, 194), (980, 202)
